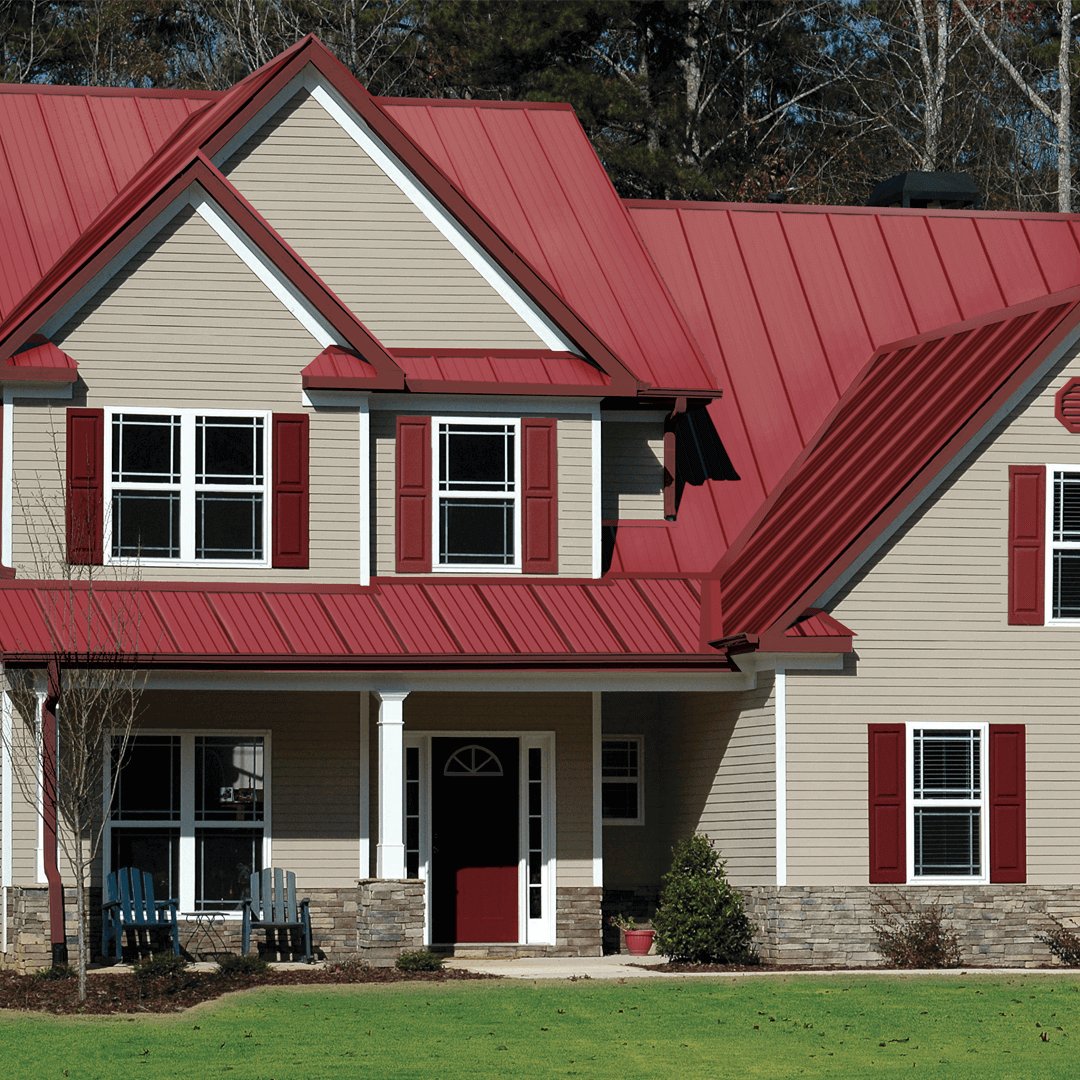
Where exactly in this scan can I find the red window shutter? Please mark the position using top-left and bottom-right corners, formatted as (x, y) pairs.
(868, 724), (906, 884)
(521, 418), (558, 574)
(272, 414), (309, 568)
(989, 724), (1026, 883)
(1008, 465), (1045, 625)
(66, 408), (104, 565)
(396, 416), (431, 573)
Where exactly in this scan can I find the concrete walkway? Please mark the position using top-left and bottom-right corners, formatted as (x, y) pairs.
(444, 955), (1070, 980)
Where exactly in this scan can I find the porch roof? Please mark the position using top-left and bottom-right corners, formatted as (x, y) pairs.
(0, 578), (736, 671)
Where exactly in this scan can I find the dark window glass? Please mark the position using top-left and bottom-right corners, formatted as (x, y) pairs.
(112, 737), (180, 820)
(111, 828), (180, 902)
(1054, 472), (1080, 542)
(195, 493), (263, 560)
(914, 809), (981, 876)
(195, 829), (262, 911)
(112, 492), (180, 558)
(112, 415), (180, 484)
(440, 425), (514, 491)
(601, 782), (639, 819)
(913, 730), (979, 799)
(196, 737), (264, 822)
(196, 417), (263, 485)
(1053, 550), (1080, 618)
(439, 499), (514, 565)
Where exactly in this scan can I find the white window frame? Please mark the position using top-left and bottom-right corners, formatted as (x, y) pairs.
(103, 729), (272, 917)
(601, 735), (644, 826)
(906, 722), (987, 885)
(104, 407), (272, 568)
(403, 731), (555, 946)
(431, 416), (521, 573)
(1046, 464), (1080, 622)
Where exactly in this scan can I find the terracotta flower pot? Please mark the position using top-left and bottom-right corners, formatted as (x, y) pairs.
(623, 928), (655, 956)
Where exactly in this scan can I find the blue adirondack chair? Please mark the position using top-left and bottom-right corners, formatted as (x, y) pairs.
(102, 867), (180, 960)
(241, 867), (313, 963)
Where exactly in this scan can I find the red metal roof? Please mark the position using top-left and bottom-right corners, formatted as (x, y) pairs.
(381, 98), (718, 395)
(712, 289), (1080, 641)
(0, 578), (728, 670)
(392, 350), (610, 394)
(2, 335), (77, 382)
(606, 202), (1080, 577)
(0, 85), (214, 321)
(302, 345), (379, 388)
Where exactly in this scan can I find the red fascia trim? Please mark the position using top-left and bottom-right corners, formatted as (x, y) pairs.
(2, 652), (736, 671)
(194, 39), (650, 397)
(0, 366), (77, 383)
(404, 379), (609, 396)
(748, 294), (1080, 639)
(625, 198), (1080, 223)
(302, 374), (378, 390)
(376, 97), (576, 111)
(390, 348), (584, 358)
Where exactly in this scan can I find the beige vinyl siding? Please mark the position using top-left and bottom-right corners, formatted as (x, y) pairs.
(401, 692), (594, 887)
(662, 684), (776, 886)
(138, 690), (363, 891)
(601, 422), (664, 520)
(786, 338), (1080, 885)
(16, 207), (365, 583)
(557, 417), (592, 576)
(5, 707), (42, 885)
(223, 90), (546, 350)
(371, 411), (593, 578)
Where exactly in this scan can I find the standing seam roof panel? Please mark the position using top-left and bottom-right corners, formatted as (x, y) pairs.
(1023, 219), (1080, 292)
(86, 96), (155, 193)
(970, 216), (1048, 306)
(206, 592), (292, 655)
(478, 585), (570, 654)
(525, 107), (711, 390)
(379, 585), (460, 654)
(876, 215), (962, 333)
(263, 592), (351, 655)
(420, 585), (512, 654)
(532, 588), (625, 653)
(922, 216), (1006, 320)
(318, 593), (402, 654)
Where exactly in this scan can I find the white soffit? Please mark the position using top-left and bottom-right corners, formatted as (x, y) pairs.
(213, 67), (580, 355)
(43, 186), (339, 348)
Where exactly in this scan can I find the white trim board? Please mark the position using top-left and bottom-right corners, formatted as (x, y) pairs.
(213, 67), (579, 355)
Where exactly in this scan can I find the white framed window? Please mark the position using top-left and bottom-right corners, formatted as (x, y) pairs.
(908, 724), (986, 882)
(106, 408), (270, 565)
(432, 417), (520, 570)
(105, 732), (270, 914)
(1048, 466), (1080, 620)
(601, 736), (643, 825)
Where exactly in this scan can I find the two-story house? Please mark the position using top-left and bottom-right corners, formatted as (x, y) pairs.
(3, 36), (1080, 969)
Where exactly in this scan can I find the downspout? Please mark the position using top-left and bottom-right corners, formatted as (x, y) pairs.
(41, 659), (66, 966)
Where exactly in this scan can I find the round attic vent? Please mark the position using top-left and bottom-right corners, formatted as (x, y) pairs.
(1056, 377), (1080, 432)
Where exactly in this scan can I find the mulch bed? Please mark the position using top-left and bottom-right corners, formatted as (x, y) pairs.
(0, 963), (498, 1016)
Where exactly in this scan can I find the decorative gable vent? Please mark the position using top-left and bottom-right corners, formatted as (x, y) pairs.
(1055, 377), (1080, 432)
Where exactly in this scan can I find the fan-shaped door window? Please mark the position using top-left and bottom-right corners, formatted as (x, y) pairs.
(443, 743), (504, 777)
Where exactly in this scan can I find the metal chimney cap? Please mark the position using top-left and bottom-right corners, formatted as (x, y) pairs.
(868, 171), (979, 209)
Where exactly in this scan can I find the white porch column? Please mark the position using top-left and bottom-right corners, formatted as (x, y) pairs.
(375, 691), (409, 878)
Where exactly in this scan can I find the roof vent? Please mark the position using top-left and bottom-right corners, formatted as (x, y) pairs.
(868, 171), (979, 209)
(1055, 377), (1080, 432)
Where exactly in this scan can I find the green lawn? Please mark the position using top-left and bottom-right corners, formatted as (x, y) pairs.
(2, 974), (1079, 1079)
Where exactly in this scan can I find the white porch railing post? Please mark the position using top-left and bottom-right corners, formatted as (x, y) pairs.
(374, 691), (409, 878)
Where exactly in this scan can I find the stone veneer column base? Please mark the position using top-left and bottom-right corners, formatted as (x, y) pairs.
(357, 878), (426, 967)
(743, 885), (1080, 968)
(1, 885), (82, 974)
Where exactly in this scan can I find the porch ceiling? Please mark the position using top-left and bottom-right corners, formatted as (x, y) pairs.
(0, 578), (734, 670)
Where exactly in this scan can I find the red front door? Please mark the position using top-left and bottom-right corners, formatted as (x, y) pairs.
(431, 738), (519, 943)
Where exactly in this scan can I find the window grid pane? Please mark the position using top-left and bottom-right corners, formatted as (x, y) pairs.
(912, 729), (980, 800)
(528, 747), (543, 919)
(912, 728), (981, 878)
(196, 737), (264, 822)
(601, 739), (640, 820)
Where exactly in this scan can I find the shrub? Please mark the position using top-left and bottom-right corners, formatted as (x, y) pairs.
(651, 834), (756, 963)
(395, 949), (444, 972)
(32, 963), (75, 982)
(871, 895), (961, 968)
(133, 954), (189, 981)
(215, 953), (269, 977)
(1038, 914), (1080, 965)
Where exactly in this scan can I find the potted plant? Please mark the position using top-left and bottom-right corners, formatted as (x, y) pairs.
(610, 913), (655, 956)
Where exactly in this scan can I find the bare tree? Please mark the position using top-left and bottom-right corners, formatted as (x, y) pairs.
(2, 425), (146, 1002)
(957, 0), (1075, 211)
